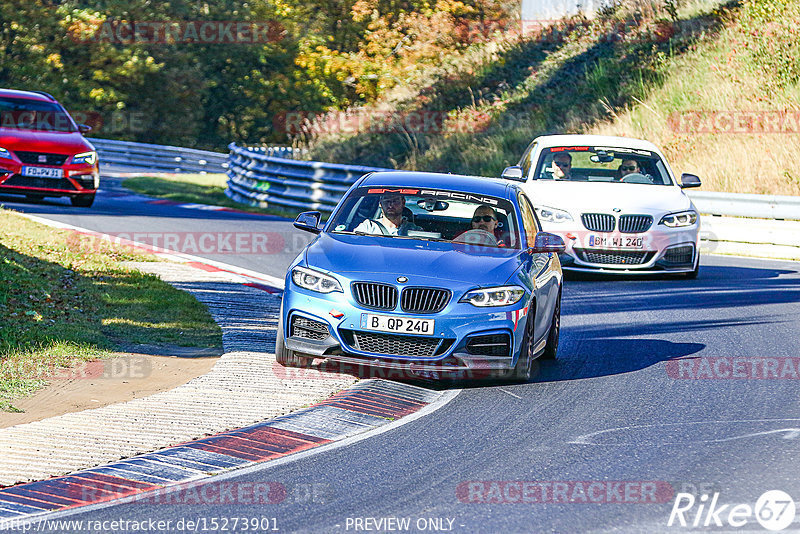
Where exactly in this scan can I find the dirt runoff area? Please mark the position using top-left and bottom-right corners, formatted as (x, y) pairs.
(0, 344), (222, 428)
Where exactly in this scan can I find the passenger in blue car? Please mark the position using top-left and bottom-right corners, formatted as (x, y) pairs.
(354, 192), (422, 236)
(455, 204), (507, 247)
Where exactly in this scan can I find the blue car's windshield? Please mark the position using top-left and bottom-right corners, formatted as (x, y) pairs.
(328, 186), (521, 249)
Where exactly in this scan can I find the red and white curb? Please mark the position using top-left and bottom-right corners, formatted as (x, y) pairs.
(0, 380), (452, 522)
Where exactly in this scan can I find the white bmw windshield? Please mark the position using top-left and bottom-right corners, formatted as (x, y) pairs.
(533, 146), (674, 185)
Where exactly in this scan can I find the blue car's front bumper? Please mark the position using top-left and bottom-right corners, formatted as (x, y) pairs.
(281, 278), (530, 375)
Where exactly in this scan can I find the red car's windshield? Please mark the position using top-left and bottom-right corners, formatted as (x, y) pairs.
(0, 97), (77, 132)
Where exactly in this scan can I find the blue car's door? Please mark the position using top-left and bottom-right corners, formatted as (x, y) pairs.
(518, 193), (559, 346)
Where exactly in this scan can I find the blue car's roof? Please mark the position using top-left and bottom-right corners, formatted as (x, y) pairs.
(359, 171), (515, 200)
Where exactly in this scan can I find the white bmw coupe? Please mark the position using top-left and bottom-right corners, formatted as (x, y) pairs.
(502, 135), (701, 278)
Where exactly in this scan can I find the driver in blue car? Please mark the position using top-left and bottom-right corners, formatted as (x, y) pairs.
(355, 192), (421, 236)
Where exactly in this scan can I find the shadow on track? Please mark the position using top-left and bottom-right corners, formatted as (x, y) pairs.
(563, 263), (800, 314)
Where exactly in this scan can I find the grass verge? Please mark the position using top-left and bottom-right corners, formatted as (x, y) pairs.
(121, 174), (297, 219)
(0, 208), (223, 412)
(300, 0), (800, 197)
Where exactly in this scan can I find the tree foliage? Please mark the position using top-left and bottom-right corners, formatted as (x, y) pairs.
(0, 0), (512, 149)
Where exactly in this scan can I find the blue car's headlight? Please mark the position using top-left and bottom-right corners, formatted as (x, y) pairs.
(0, 147), (13, 160)
(71, 151), (97, 165)
(659, 210), (697, 227)
(291, 266), (343, 294)
(460, 285), (525, 307)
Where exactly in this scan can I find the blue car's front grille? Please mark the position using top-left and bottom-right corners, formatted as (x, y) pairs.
(400, 287), (450, 314)
(352, 331), (440, 358)
(352, 282), (398, 310)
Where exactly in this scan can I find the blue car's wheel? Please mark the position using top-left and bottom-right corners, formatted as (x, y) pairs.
(540, 291), (561, 360)
(275, 319), (307, 368)
(506, 312), (535, 382)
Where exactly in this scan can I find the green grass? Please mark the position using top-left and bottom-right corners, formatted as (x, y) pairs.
(0, 209), (223, 412)
(122, 174), (298, 219)
(301, 0), (800, 197)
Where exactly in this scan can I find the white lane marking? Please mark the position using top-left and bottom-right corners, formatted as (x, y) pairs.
(571, 418), (800, 445)
(498, 388), (522, 399)
(16, 212), (285, 288)
(22, 388), (462, 525)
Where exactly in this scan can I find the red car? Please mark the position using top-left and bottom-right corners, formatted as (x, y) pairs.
(0, 89), (99, 207)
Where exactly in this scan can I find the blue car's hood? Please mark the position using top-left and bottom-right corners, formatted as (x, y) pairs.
(305, 233), (524, 285)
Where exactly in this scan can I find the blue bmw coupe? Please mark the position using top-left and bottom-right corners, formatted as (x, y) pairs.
(277, 171), (565, 381)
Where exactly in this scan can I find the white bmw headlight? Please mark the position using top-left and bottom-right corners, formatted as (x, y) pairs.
(0, 147), (13, 160)
(71, 151), (97, 165)
(291, 266), (343, 294)
(535, 205), (573, 223)
(659, 210), (697, 227)
(460, 285), (525, 307)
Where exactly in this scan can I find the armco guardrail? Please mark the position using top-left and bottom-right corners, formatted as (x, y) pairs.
(225, 143), (389, 212)
(687, 191), (800, 220)
(91, 138), (230, 173)
(225, 142), (800, 221)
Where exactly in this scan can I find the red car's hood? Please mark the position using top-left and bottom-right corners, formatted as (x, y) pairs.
(0, 128), (94, 155)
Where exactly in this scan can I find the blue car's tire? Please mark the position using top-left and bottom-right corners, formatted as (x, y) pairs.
(540, 291), (561, 360)
(506, 312), (535, 382)
(275, 319), (307, 368)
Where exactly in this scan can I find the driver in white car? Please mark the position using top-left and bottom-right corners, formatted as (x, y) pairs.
(618, 159), (640, 179)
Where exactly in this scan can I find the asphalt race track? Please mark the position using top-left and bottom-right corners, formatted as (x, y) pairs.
(4, 181), (800, 533)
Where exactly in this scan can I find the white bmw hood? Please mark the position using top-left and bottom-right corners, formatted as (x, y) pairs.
(527, 181), (693, 216)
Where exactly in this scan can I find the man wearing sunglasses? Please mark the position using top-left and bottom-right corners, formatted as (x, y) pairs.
(550, 152), (573, 180)
(471, 205), (499, 234)
(455, 204), (506, 247)
(618, 159), (640, 179)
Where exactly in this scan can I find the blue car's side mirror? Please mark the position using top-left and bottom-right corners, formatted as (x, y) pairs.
(294, 211), (321, 234)
(529, 232), (566, 253)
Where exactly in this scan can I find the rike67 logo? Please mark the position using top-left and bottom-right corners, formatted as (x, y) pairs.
(668, 490), (796, 531)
